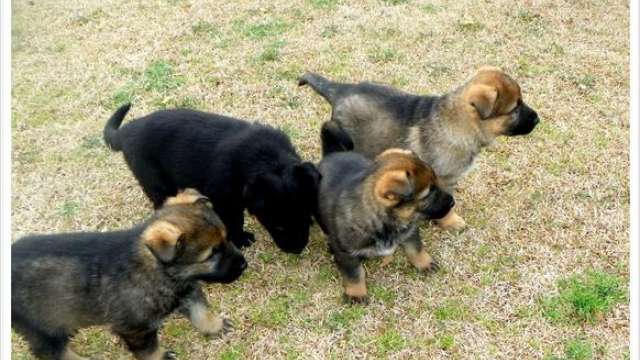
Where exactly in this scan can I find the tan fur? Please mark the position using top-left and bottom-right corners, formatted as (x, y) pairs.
(436, 209), (466, 231)
(404, 246), (434, 271)
(142, 220), (182, 262)
(374, 170), (410, 206)
(188, 301), (227, 336)
(377, 148), (413, 158)
(164, 188), (207, 206)
(343, 271), (367, 299)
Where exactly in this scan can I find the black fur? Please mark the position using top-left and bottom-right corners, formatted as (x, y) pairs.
(104, 104), (321, 254)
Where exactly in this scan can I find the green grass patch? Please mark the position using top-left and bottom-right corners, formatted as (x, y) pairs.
(369, 284), (397, 304)
(517, 9), (542, 24)
(143, 60), (184, 92)
(540, 271), (626, 324)
(545, 338), (594, 360)
(251, 296), (292, 327)
(111, 82), (137, 108)
(256, 40), (286, 63)
(327, 306), (365, 331)
(375, 329), (407, 355)
(420, 3), (439, 13)
(368, 47), (399, 63)
(381, 0), (409, 5)
(308, 0), (339, 9)
(234, 19), (292, 39)
(191, 20), (220, 37)
(456, 20), (485, 33)
(438, 334), (455, 350)
(58, 200), (80, 219)
(219, 344), (247, 360)
(433, 300), (470, 321)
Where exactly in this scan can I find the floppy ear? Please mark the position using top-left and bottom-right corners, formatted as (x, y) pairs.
(244, 173), (278, 214)
(142, 220), (183, 262)
(291, 162), (322, 211)
(374, 170), (413, 207)
(466, 84), (498, 119)
(292, 162), (321, 194)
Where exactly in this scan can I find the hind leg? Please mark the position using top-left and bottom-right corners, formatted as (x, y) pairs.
(126, 158), (177, 209)
(321, 121), (354, 156)
(115, 327), (175, 360)
(13, 322), (81, 360)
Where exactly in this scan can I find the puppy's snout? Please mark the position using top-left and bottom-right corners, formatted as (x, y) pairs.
(445, 193), (455, 209)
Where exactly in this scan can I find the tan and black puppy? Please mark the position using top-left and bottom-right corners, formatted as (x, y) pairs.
(316, 148), (454, 304)
(12, 189), (247, 360)
(300, 67), (539, 231)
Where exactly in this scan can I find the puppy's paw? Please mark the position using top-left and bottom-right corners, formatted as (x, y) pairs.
(342, 294), (370, 305)
(193, 312), (233, 337)
(163, 351), (177, 360)
(221, 318), (234, 334)
(232, 231), (256, 248)
(436, 212), (466, 232)
(420, 258), (439, 274)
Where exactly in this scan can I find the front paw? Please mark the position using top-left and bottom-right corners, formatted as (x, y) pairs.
(202, 316), (234, 337)
(232, 231), (255, 248)
(420, 258), (439, 274)
(342, 294), (370, 305)
(436, 212), (466, 232)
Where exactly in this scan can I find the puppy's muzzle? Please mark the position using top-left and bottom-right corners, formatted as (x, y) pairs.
(507, 102), (539, 136)
(197, 243), (247, 283)
(421, 187), (455, 220)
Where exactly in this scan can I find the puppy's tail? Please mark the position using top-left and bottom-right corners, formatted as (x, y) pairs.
(298, 72), (338, 105)
(103, 103), (131, 151)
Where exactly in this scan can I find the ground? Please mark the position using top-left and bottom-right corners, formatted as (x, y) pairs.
(10, 0), (630, 359)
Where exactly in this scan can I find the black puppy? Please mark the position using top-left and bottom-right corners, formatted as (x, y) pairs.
(104, 104), (320, 254)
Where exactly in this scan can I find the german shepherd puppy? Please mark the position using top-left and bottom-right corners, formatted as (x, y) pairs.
(299, 66), (539, 231)
(104, 104), (321, 254)
(12, 189), (246, 360)
(316, 148), (454, 304)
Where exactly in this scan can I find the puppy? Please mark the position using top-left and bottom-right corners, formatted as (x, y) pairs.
(104, 104), (321, 254)
(12, 189), (247, 360)
(316, 147), (454, 304)
(300, 66), (539, 231)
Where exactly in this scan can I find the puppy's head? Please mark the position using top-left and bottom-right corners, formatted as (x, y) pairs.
(143, 188), (247, 283)
(462, 66), (539, 138)
(244, 162), (321, 254)
(373, 149), (454, 222)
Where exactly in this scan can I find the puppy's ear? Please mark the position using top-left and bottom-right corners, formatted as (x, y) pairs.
(291, 162), (322, 211)
(466, 84), (498, 119)
(292, 162), (321, 193)
(244, 173), (279, 214)
(374, 170), (413, 207)
(143, 220), (183, 262)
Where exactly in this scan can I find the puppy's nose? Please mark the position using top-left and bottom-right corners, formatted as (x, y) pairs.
(449, 195), (456, 208)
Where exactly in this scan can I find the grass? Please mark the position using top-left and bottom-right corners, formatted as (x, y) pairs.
(11, 0), (629, 359)
(540, 271), (626, 324)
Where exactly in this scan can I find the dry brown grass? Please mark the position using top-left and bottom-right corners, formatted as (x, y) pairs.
(11, 0), (629, 358)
